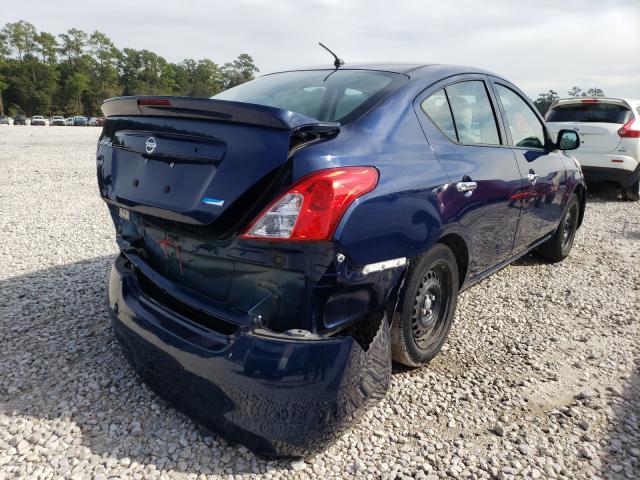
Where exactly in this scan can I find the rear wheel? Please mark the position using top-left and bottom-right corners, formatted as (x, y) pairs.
(621, 177), (640, 201)
(391, 244), (459, 367)
(536, 194), (580, 262)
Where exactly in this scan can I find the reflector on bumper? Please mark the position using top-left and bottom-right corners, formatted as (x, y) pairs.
(362, 257), (407, 275)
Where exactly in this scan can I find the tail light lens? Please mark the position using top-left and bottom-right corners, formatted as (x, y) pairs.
(241, 167), (379, 241)
(618, 119), (640, 138)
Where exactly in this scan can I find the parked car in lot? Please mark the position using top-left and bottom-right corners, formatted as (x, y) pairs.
(0, 115), (13, 125)
(73, 116), (87, 126)
(13, 115), (28, 125)
(31, 115), (48, 126)
(88, 117), (98, 126)
(546, 97), (640, 200)
(51, 115), (66, 126)
(98, 63), (585, 456)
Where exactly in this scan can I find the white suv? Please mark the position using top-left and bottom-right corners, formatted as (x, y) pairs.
(546, 98), (640, 201)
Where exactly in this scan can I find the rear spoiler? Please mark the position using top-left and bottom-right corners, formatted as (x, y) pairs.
(549, 97), (632, 110)
(101, 96), (340, 133)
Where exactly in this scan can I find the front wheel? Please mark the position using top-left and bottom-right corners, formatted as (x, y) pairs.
(536, 194), (580, 262)
(391, 244), (459, 367)
(621, 177), (640, 201)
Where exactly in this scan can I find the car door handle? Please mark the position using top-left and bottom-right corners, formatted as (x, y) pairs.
(456, 181), (478, 193)
(527, 172), (539, 184)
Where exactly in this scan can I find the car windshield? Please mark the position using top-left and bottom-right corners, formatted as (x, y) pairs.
(546, 103), (631, 124)
(212, 70), (408, 124)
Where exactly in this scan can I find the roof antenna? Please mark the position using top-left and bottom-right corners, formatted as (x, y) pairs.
(319, 42), (344, 69)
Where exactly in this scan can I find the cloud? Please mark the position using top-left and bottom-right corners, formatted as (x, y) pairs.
(2, 0), (639, 97)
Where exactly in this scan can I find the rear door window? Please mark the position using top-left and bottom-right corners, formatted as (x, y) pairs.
(421, 80), (501, 145)
(421, 89), (457, 142)
(495, 84), (546, 149)
(546, 103), (631, 124)
(446, 81), (501, 145)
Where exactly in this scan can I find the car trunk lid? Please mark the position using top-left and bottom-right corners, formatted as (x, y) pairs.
(98, 96), (339, 227)
(547, 121), (624, 154)
(546, 99), (632, 154)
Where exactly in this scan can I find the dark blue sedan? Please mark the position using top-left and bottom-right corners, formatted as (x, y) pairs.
(97, 63), (584, 456)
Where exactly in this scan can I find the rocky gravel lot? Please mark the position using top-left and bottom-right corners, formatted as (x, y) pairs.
(0, 126), (638, 480)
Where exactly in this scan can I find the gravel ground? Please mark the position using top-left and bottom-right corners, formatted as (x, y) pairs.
(0, 126), (638, 480)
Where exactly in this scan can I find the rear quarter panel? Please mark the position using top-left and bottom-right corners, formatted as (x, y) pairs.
(291, 85), (454, 267)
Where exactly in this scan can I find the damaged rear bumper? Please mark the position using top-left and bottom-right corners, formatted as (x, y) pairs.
(108, 254), (392, 457)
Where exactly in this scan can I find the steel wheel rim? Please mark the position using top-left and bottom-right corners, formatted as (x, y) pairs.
(411, 264), (451, 350)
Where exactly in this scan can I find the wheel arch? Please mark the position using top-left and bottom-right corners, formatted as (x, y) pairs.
(437, 232), (469, 289)
(382, 229), (469, 329)
(571, 182), (587, 228)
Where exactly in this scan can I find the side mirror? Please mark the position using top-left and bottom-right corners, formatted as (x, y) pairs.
(556, 129), (580, 151)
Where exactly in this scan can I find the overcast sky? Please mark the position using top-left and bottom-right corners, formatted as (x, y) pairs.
(3, 0), (640, 98)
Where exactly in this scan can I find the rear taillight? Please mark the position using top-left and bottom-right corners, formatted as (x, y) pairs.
(241, 167), (379, 241)
(581, 99), (600, 104)
(618, 119), (640, 138)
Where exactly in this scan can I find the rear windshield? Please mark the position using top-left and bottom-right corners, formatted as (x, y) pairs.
(212, 70), (408, 124)
(546, 103), (631, 124)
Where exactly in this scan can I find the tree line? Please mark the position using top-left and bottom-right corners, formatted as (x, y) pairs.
(532, 86), (606, 116)
(0, 21), (259, 116)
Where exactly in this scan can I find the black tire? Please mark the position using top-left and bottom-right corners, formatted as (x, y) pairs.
(536, 194), (580, 262)
(621, 177), (640, 201)
(391, 244), (459, 367)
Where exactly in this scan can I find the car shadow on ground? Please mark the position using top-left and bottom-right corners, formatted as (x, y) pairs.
(585, 182), (628, 203)
(511, 182), (630, 269)
(0, 256), (297, 475)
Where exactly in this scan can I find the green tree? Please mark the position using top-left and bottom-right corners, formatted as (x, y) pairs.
(3, 21), (39, 82)
(532, 90), (559, 116)
(584, 87), (605, 97)
(222, 53), (259, 89)
(65, 71), (90, 113)
(118, 48), (172, 95)
(568, 86), (582, 97)
(0, 31), (9, 114)
(0, 20), (259, 116)
(2, 21), (38, 63)
(568, 86), (606, 98)
(84, 31), (121, 114)
(89, 31), (119, 88)
(36, 32), (58, 64)
(58, 28), (88, 66)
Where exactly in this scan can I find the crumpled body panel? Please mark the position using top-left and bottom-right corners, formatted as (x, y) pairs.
(109, 255), (392, 457)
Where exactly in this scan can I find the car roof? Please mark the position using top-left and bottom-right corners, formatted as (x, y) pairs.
(266, 63), (499, 79)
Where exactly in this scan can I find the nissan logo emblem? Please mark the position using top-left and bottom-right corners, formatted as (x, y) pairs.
(145, 137), (157, 154)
